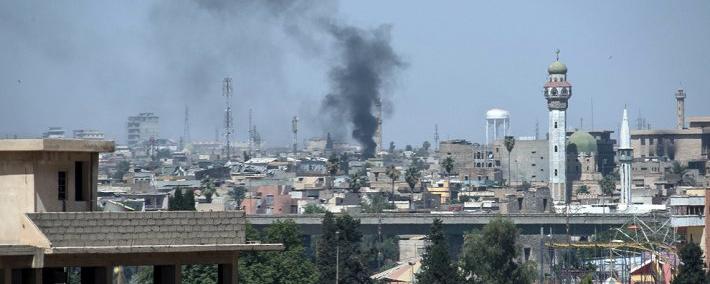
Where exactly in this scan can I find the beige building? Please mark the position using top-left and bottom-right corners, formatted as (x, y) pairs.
(631, 115), (710, 163)
(0, 139), (280, 283)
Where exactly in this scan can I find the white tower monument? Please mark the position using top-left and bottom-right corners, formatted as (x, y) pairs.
(544, 50), (572, 204)
(618, 108), (633, 207)
(485, 108), (510, 144)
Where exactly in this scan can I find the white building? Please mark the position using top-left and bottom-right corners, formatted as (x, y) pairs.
(126, 112), (159, 147)
(73, 129), (105, 140)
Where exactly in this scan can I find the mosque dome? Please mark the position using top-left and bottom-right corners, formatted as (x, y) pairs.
(568, 131), (597, 153)
(547, 61), (568, 74)
(486, 108), (510, 120)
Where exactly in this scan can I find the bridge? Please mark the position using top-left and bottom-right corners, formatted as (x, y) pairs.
(247, 213), (662, 236)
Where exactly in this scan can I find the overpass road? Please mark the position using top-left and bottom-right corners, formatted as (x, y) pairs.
(247, 213), (664, 236)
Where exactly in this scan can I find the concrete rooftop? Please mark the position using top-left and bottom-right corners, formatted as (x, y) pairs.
(0, 139), (115, 152)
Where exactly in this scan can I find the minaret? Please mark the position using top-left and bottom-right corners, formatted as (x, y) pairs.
(543, 50), (572, 204)
(375, 97), (383, 153)
(619, 108), (633, 207)
(675, 89), (686, 129)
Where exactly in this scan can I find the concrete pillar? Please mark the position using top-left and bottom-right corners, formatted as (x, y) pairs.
(81, 266), (112, 284)
(31, 269), (42, 284)
(2, 269), (10, 284)
(153, 265), (180, 284)
(218, 254), (238, 284)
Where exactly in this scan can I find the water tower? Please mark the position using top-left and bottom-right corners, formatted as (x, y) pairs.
(485, 108), (510, 144)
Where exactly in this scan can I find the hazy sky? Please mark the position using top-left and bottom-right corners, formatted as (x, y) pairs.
(2, 0), (709, 148)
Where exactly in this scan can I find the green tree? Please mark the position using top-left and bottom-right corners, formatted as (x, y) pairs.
(385, 165), (401, 207)
(388, 141), (395, 153)
(183, 189), (196, 211)
(240, 220), (319, 284)
(361, 193), (395, 213)
(317, 212), (339, 283)
(113, 160), (130, 180)
(169, 188), (184, 211)
(423, 141), (431, 152)
(182, 265), (217, 284)
(672, 242), (708, 284)
(416, 219), (461, 284)
(348, 169), (369, 193)
(405, 144), (413, 152)
(504, 136), (516, 186)
(129, 266), (152, 284)
(404, 166), (421, 209)
(229, 186), (246, 208)
(327, 154), (340, 189)
(317, 212), (372, 284)
(441, 156), (455, 204)
(460, 217), (535, 284)
(599, 175), (616, 196)
(577, 185), (590, 194)
(302, 203), (328, 214)
(201, 177), (216, 203)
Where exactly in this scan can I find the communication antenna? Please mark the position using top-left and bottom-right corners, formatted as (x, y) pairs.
(248, 108), (253, 155)
(590, 97), (594, 130)
(292, 116), (299, 155)
(434, 124), (439, 151)
(223, 77), (234, 161)
(183, 105), (191, 148)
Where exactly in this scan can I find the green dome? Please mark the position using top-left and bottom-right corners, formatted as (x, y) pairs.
(568, 131), (597, 153)
(548, 61), (568, 74)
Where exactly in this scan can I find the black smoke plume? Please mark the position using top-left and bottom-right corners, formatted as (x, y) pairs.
(321, 25), (404, 158)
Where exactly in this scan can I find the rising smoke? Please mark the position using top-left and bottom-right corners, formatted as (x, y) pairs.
(191, 0), (405, 157)
(0, 0), (403, 148)
(322, 24), (404, 158)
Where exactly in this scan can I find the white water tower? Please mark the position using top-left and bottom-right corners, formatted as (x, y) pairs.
(485, 108), (510, 144)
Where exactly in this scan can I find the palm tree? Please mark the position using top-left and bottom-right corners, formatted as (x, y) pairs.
(327, 154), (340, 190)
(504, 136), (516, 186)
(671, 161), (696, 186)
(441, 156), (455, 204)
(404, 166), (421, 210)
(385, 165), (401, 207)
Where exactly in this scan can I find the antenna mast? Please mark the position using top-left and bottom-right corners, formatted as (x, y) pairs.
(434, 124), (439, 151)
(223, 77), (234, 161)
(183, 105), (191, 149)
(248, 108), (253, 155)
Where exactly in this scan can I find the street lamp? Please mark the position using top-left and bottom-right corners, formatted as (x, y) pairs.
(335, 230), (340, 284)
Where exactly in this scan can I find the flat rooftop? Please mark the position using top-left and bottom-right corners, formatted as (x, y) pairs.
(0, 139), (115, 152)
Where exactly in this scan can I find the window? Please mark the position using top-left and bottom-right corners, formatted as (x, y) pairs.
(554, 145), (558, 152)
(58, 172), (67, 200)
(554, 122), (558, 128)
(649, 138), (654, 145)
(641, 138), (646, 145)
(554, 169), (558, 176)
(532, 163), (536, 167)
(75, 162), (85, 201)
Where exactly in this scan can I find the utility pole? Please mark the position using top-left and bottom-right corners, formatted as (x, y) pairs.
(539, 227), (544, 284)
(335, 230), (340, 284)
(222, 77), (234, 161)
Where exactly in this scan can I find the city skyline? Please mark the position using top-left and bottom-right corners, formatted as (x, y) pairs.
(1, 0), (709, 147)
